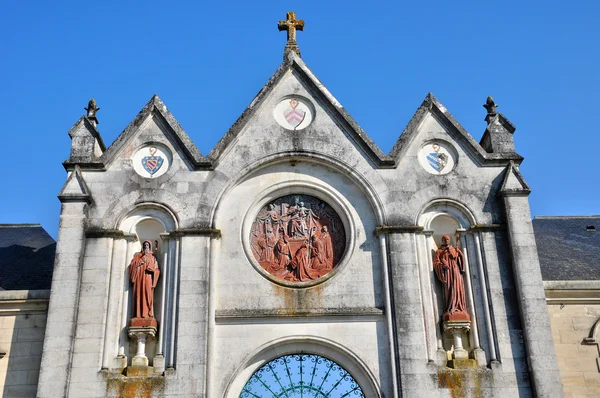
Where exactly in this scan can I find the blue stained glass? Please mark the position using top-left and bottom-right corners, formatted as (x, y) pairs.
(240, 353), (365, 398)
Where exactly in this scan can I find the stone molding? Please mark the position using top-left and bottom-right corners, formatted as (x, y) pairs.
(467, 224), (505, 232)
(168, 228), (221, 238)
(84, 227), (221, 238)
(0, 289), (50, 316)
(85, 229), (127, 239)
(215, 307), (384, 321)
(375, 225), (424, 236)
(544, 280), (600, 304)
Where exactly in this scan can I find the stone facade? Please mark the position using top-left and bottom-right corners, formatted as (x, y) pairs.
(545, 281), (600, 398)
(30, 32), (566, 396)
(0, 290), (49, 398)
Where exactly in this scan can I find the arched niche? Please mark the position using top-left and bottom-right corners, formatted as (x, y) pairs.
(416, 200), (489, 365)
(224, 336), (381, 398)
(113, 203), (178, 370)
(419, 200), (474, 241)
(119, 203), (178, 243)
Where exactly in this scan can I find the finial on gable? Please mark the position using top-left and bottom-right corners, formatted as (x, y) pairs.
(479, 95), (518, 154)
(483, 96), (498, 123)
(278, 11), (304, 60)
(85, 98), (100, 126)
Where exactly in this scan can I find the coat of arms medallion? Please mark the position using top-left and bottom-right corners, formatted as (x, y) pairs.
(273, 97), (314, 130)
(141, 147), (164, 175)
(418, 141), (457, 175)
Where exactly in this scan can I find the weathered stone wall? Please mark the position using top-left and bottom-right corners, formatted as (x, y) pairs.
(546, 293), (600, 397)
(0, 290), (49, 398)
(37, 53), (562, 396)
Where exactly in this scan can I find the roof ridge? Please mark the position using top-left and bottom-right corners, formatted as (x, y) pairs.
(0, 224), (42, 228)
(534, 215), (600, 219)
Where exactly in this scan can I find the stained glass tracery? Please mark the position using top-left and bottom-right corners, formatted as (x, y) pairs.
(240, 353), (365, 398)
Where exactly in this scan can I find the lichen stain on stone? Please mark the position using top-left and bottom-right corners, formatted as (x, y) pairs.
(272, 282), (324, 316)
(437, 367), (485, 398)
(106, 375), (165, 398)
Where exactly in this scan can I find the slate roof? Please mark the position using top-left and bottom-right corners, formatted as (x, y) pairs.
(533, 216), (600, 281)
(0, 224), (56, 290)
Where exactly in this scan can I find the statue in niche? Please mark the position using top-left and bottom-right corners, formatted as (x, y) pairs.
(250, 195), (345, 282)
(129, 240), (161, 326)
(433, 234), (470, 322)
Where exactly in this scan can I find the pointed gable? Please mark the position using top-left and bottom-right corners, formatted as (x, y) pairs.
(499, 160), (531, 196)
(207, 52), (395, 168)
(58, 165), (91, 203)
(99, 95), (211, 170)
(389, 94), (523, 165)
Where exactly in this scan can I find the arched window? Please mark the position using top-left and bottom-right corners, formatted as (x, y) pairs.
(240, 353), (365, 397)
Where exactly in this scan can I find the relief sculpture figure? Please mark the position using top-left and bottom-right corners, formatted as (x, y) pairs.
(274, 228), (292, 270)
(129, 240), (161, 322)
(250, 195), (345, 283)
(289, 239), (319, 281)
(433, 234), (470, 321)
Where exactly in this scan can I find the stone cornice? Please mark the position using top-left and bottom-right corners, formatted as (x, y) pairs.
(0, 289), (50, 316)
(85, 229), (126, 239)
(169, 228), (221, 238)
(544, 280), (600, 304)
(467, 224), (505, 233)
(375, 225), (424, 236)
(215, 307), (384, 322)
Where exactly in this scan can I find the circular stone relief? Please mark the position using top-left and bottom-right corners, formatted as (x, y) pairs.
(418, 141), (457, 175)
(249, 194), (346, 283)
(132, 144), (172, 178)
(273, 97), (314, 130)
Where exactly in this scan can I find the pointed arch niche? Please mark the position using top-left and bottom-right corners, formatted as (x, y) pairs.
(101, 203), (179, 374)
(417, 200), (498, 366)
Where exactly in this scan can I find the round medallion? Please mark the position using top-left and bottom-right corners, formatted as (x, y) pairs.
(273, 97), (314, 130)
(418, 141), (457, 175)
(132, 144), (172, 178)
(249, 194), (346, 283)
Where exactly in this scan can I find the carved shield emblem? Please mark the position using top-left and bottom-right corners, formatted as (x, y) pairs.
(427, 144), (448, 173)
(283, 99), (306, 128)
(141, 147), (164, 175)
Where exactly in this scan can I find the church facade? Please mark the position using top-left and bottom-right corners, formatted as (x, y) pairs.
(36, 13), (564, 398)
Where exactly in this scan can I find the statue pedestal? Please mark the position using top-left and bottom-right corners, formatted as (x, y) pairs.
(128, 323), (157, 367)
(443, 320), (471, 360)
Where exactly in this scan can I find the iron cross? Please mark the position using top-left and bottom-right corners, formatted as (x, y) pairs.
(278, 12), (304, 45)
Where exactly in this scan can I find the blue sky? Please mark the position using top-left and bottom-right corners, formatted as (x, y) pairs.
(1, 1), (598, 238)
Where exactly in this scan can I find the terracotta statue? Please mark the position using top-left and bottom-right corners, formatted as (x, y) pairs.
(129, 240), (160, 321)
(433, 235), (470, 321)
(250, 194), (345, 282)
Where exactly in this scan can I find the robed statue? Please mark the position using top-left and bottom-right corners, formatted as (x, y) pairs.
(129, 240), (160, 323)
(433, 234), (470, 322)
